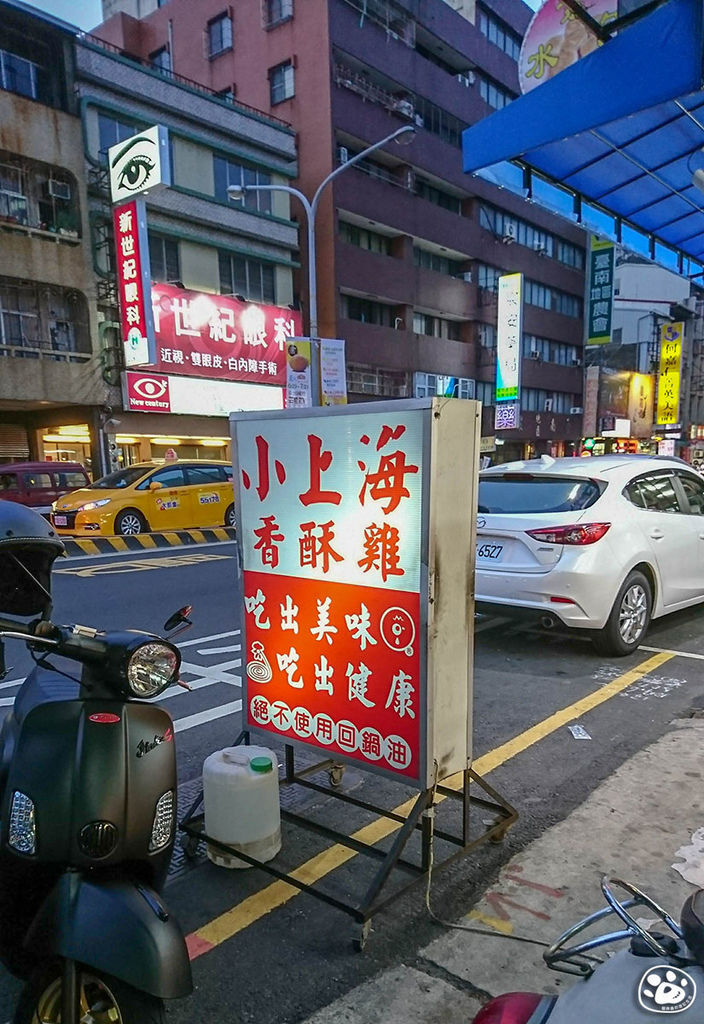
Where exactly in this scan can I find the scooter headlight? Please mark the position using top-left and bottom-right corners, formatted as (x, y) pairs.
(126, 642), (180, 698)
(8, 791), (36, 855)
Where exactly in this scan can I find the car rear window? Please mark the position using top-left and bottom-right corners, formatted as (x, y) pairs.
(478, 475), (603, 514)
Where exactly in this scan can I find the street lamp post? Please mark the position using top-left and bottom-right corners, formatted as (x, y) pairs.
(228, 124), (415, 343)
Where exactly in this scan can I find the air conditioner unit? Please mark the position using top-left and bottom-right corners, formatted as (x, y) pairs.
(456, 71), (475, 87)
(338, 146), (349, 164)
(502, 225), (516, 244)
(571, 357), (583, 366)
(460, 271), (472, 283)
(534, 243), (547, 255)
(413, 113), (424, 127)
(48, 179), (71, 200)
(544, 398), (554, 412)
(395, 99), (415, 118)
(530, 350), (541, 360)
(570, 406), (583, 415)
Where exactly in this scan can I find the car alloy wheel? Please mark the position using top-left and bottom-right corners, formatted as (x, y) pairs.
(117, 513), (143, 536)
(618, 582), (648, 644)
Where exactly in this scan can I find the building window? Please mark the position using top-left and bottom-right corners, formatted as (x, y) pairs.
(148, 234), (180, 284)
(521, 389), (580, 414)
(208, 12), (233, 57)
(476, 264), (501, 291)
(412, 312), (462, 341)
(342, 295), (394, 326)
(415, 177), (462, 214)
(524, 279), (581, 318)
(0, 49), (39, 101)
(216, 87), (236, 103)
(0, 278), (89, 357)
(479, 204), (585, 268)
(478, 5), (522, 61)
(339, 221), (391, 255)
(413, 246), (464, 277)
(347, 363), (409, 397)
(150, 46), (172, 75)
(475, 380), (494, 407)
(478, 74), (515, 111)
(97, 113), (137, 158)
(264, 0), (293, 26)
(414, 372), (475, 399)
(213, 156), (272, 214)
(523, 335), (581, 366)
(269, 60), (295, 104)
(218, 251), (276, 304)
(0, 157), (79, 236)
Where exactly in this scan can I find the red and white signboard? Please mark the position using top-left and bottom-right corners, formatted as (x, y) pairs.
(232, 399), (479, 788)
(149, 283), (302, 387)
(122, 370), (283, 416)
(114, 199), (156, 367)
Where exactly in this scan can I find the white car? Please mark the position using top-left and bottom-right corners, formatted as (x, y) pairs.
(475, 454), (704, 656)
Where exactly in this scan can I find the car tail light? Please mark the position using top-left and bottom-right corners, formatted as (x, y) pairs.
(525, 523), (611, 545)
(473, 993), (546, 1024)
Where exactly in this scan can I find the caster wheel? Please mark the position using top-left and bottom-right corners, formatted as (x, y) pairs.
(181, 834), (201, 859)
(328, 765), (345, 788)
(352, 921), (371, 952)
(489, 827), (508, 845)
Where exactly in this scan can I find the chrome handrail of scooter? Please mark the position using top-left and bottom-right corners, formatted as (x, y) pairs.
(545, 878), (686, 977)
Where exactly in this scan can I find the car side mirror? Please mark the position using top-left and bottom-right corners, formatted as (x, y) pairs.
(149, 481), (163, 491)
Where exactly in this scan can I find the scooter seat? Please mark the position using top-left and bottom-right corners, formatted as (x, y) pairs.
(681, 890), (704, 964)
(12, 668), (80, 724)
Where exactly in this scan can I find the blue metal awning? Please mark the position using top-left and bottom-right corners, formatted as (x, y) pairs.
(462, 0), (704, 262)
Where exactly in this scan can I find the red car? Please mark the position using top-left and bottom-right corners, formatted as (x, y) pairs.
(0, 461), (90, 516)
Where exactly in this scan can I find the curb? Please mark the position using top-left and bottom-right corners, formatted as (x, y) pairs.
(61, 527), (236, 558)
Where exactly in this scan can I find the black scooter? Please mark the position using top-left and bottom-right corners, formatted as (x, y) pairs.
(0, 607), (194, 1023)
(473, 876), (704, 1024)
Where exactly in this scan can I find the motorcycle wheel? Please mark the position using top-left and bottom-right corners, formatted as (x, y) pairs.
(13, 963), (166, 1023)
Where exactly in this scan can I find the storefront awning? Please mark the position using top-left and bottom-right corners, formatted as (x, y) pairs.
(462, 0), (704, 260)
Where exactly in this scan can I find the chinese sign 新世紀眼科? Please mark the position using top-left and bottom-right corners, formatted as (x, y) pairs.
(113, 199), (156, 367)
(235, 410), (424, 781)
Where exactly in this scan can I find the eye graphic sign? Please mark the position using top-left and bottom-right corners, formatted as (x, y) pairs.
(231, 398), (480, 788)
(108, 125), (171, 205)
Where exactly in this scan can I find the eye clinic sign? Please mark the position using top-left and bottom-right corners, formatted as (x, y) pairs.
(108, 125), (171, 204)
(113, 199), (157, 366)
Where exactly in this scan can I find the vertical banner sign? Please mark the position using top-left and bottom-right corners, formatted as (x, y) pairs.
(113, 199), (156, 367)
(582, 364), (600, 438)
(232, 399), (479, 788)
(495, 272), (522, 431)
(284, 339), (313, 408)
(656, 321), (684, 425)
(320, 338), (348, 405)
(587, 237), (614, 345)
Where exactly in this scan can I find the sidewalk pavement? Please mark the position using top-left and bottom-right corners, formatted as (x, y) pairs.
(302, 718), (704, 1024)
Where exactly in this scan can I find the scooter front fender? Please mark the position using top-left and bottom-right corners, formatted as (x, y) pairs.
(23, 872), (193, 999)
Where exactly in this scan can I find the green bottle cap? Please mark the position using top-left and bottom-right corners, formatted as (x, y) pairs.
(250, 756), (273, 773)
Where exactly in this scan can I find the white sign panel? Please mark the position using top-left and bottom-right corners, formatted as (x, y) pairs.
(320, 338), (347, 405)
(122, 370), (283, 416)
(496, 273), (523, 408)
(109, 125), (172, 205)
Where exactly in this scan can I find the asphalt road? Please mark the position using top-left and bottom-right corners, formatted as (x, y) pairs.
(2, 543), (704, 1023)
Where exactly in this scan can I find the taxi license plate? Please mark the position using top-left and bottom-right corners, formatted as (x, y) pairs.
(476, 542), (503, 561)
(54, 515), (68, 526)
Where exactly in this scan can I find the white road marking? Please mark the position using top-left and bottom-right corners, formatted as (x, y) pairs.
(173, 699), (242, 733)
(641, 645), (704, 662)
(0, 677), (24, 691)
(196, 643), (242, 655)
(180, 660), (241, 685)
(178, 629), (241, 649)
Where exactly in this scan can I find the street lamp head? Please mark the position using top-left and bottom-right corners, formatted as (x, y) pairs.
(227, 184), (248, 201)
(393, 125), (416, 146)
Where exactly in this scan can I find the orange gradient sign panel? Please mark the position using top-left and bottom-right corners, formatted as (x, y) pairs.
(234, 409), (424, 782)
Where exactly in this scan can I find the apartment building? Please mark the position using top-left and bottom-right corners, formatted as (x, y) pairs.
(93, 0), (588, 458)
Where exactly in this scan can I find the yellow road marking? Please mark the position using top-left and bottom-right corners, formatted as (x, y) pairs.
(188, 650), (673, 956)
(466, 909), (515, 935)
(55, 552), (231, 577)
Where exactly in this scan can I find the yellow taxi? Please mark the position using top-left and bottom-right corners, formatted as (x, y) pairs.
(50, 460), (235, 537)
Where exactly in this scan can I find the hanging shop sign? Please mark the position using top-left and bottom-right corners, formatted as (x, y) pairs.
(495, 272), (522, 406)
(231, 398), (479, 788)
(113, 199), (157, 367)
(285, 339), (313, 409)
(122, 370), (283, 416)
(319, 338), (348, 406)
(108, 124), (171, 205)
(656, 321), (684, 426)
(519, 1), (617, 94)
(149, 283), (301, 387)
(587, 237), (615, 345)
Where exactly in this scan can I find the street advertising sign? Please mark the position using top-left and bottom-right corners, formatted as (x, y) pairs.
(149, 283), (301, 387)
(628, 372), (654, 439)
(656, 322), (684, 426)
(587, 237), (615, 345)
(231, 399), (479, 788)
(582, 364), (600, 438)
(285, 339), (313, 408)
(320, 338), (348, 405)
(122, 370), (283, 416)
(495, 273), (522, 408)
(519, 1), (617, 94)
(494, 402), (520, 431)
(108, 124), (171, 205)
(113, 199), (157, 367)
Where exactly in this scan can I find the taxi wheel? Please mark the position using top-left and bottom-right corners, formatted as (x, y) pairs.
(224, 503), (236, 528)
(115, 508), (149, 536)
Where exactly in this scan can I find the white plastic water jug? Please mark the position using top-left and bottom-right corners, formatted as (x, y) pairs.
(202, 745), (282, 869)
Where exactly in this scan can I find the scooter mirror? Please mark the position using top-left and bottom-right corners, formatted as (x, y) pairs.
(163, 605), (193, 634)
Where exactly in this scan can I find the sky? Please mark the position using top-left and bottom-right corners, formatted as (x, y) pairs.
(27, 0), (543, 34)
